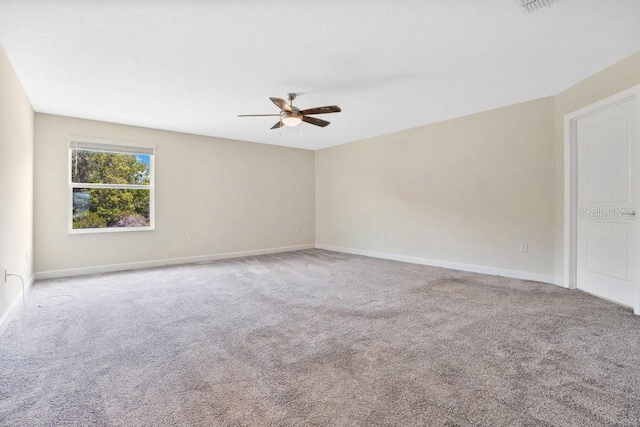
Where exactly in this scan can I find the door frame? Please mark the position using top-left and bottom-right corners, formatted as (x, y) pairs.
(564, 84), (640, 315)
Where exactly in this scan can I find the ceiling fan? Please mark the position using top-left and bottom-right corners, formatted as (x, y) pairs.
(238, 93), (341, 129)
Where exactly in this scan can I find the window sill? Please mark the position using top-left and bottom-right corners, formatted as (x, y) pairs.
(68, 226), (155, 235)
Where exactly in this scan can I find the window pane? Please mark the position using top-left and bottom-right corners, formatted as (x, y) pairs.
(72, 188), (151, 229)
(71, 150), (151, 185)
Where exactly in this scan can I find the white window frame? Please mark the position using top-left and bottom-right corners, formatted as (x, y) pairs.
(68, 136), (156, 234)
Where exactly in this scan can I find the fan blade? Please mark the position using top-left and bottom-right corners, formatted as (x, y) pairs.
(238, 114), (281, 117)
(302, 116), (330, 127)
(271, 121), (284, 129)
(270, 97), (292, 112)
(300, 105), (341, 115)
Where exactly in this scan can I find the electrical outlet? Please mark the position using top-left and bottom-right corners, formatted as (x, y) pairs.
(188, 235), (195, 244)
(380, 232), (385, 240)
(520, 243), (529, 253)
(295, 228), (300, 235)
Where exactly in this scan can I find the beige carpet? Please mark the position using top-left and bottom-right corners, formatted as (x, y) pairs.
(1, 249), (639, 426)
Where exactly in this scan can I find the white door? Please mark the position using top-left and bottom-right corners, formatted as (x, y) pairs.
(577, 99), (638, 310)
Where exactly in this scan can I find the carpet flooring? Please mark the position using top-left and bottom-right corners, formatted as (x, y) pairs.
(1, 249), (639, 426)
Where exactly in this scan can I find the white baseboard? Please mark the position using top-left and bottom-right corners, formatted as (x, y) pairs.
(315, 244), (557, 285)
(35, 244), (315, 280)
(554, 276), (569, 288)
(33, 242), (558, 287)
(0, 274), (35, 333)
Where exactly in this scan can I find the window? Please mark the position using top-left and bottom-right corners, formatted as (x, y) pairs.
(69, 139), (155, 233)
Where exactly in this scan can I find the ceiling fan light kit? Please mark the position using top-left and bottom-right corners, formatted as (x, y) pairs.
(239, 93), (341, 130)
(281, 111), (303, 127)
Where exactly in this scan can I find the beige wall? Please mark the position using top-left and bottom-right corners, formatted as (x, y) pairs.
(316, 51), (640, 282)
(554, 51), (640, 279)
(0, 45), (34, 320)
(316, 97), (556, 277)
(34, 114), (315, 275)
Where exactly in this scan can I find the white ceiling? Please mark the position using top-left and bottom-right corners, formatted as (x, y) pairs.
(1, 0), (639, 150)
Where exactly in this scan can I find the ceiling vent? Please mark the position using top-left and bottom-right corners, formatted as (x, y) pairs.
(514, 0), (560, 14)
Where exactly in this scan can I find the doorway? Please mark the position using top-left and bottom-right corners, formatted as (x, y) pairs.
(564, 85), (640, 314)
